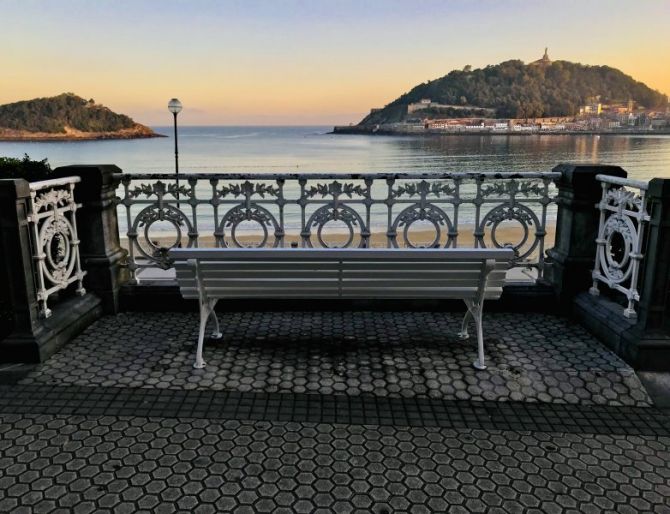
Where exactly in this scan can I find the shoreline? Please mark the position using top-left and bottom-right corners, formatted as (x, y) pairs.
(0, 124), (167, 142)
(0, 133), (167, 142)
(331, 127), (670, 137)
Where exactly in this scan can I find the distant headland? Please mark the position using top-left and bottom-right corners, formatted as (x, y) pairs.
(0, 93), (164, 141)
(334, 51), (670, 136)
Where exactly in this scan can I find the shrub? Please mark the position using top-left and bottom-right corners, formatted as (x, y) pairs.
(0, 154), (53, 182)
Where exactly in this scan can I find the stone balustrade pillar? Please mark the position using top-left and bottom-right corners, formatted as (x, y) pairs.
(0, 179), (102, 363)
(635, 178), (670, 330)
(546, 163), (627, 309)
(620, 177), (670, 369)
(53, 165), (129, 313)
(0, 179), (40, 360)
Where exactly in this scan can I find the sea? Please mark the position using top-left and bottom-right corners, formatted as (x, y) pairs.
(1, 125), (669, 180)
(2, 126), (669, 240)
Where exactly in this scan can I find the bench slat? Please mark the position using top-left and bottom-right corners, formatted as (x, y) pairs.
(341, 279), (506, 288)
(340, 261), (498, 271)
(177, 276), (506, 288)
(180, 270), (487, 280)
(188, 261), (342, 271)
(178, 288), (504, 299)
(177, 270), (342, 280)
(181, 287), (340, 296)
(170, 247), (515, 261)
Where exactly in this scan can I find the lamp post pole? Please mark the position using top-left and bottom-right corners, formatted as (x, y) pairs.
(167, 98), (183, 208)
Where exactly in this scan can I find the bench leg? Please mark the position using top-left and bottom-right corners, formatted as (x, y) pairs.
(194, 300), (222, 369)
(194, 303), (208, 369)
(464, 300), (487, 371)
(457, 309), (472, 339)
(208, 300), (222, 339)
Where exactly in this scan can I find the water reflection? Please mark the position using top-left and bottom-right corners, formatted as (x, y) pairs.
(0, 127), (668, 180)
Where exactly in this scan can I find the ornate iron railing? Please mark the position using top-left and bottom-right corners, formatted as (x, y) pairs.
(116, 172), (560, 282)
(589, 174), (650, 318)
(27, 177), (86, 318)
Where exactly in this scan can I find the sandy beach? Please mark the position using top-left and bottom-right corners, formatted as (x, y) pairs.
(121, 223), (556, 257)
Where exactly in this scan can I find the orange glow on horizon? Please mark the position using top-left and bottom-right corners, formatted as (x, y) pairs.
(1, 1), (668, 125)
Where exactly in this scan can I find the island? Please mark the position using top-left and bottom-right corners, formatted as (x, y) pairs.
(334, 50), (670, 136)
(0, 93), (164, 141)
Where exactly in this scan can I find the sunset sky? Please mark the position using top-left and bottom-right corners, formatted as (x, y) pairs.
(2, 0), (669, 126)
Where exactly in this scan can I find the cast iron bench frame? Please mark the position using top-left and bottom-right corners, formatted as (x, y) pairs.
(170, 247), (514, 371)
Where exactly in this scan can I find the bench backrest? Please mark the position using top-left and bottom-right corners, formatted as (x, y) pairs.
(170, 248), (514, 301)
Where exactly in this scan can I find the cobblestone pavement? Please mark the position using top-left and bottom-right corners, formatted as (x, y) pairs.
(4, 311), (670, 512)
(0, 413), (669, 514)
(20, 311), (651, 406)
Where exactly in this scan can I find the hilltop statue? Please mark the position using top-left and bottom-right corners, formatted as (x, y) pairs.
(531, 47), (551, 66)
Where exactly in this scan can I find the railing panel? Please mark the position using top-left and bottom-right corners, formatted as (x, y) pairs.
(590, 174), (650, 318)
(116, 172), (559, 282)
(27, 177), (86, 317)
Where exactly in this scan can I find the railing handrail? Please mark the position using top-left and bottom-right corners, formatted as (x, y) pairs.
(119, 171), (561, 181)
(29, 176), (81, 191)
(595, 174), (649, 191)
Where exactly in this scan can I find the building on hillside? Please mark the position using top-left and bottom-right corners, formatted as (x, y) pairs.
(407, 99), (433, 113)
(580, 103), (602, 115)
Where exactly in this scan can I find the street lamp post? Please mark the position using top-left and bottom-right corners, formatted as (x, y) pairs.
(168, 98), (183, 207)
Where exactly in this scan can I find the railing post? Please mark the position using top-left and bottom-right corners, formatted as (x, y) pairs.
(546, 163), (627, 308)
(0, 179), (41, 360)
(633, 178), (670, 331)
(614, 178), (670, 371)
(53, 165), (128, 313)
(0, 179), (102, 363)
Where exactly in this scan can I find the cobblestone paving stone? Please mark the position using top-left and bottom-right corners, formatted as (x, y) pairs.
(20, 311), (651, 406)
(0, 414), (668, 514)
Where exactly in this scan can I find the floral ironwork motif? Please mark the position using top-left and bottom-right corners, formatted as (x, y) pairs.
(27, 178), (86, 318)
(305, 181), (367, 199)
(393, 180), (456, 199)
(218, 181), (280, 199)
(129, 181), (192, 200)
(481, 180), (545, 198)
(590, 176), (650, 318)
(605, 188), (644, 213)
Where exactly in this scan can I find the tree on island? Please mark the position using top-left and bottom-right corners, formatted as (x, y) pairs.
(361, 59), (668, 125)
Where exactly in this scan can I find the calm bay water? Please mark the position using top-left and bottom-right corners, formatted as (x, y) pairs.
(1, 125), (670, 180)
(3, 126), (669, 238)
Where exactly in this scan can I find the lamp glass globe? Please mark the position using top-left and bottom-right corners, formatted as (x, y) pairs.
(168, 98), (183, 114)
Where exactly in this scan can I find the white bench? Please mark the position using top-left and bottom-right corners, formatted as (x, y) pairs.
(170, 248), (514, 371)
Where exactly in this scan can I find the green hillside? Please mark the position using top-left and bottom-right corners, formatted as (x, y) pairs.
(0, 93), (137, 133)
(360, 59), (668, 125)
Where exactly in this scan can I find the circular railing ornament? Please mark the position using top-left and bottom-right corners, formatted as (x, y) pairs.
(599, 214), (636, 284)
(391, 203), (453, 248)
(132, 204), (196, 269)
(38, 215), (77, 286)
(305, 205), (366, 248)
(218, 204), (280, 248)
(478, 204), (540, 262)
